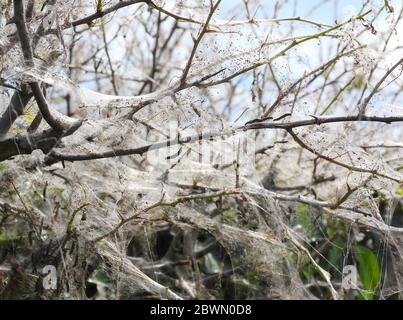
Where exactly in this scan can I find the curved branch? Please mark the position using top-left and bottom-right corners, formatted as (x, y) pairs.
(13, 0), (66, 133)
(29, 82), (65, 133)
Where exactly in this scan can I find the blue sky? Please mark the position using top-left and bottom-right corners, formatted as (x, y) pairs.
(220, 0), (402, 22)
(76, 0), (403, 106)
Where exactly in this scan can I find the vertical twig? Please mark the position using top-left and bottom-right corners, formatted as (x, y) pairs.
(180, 0), (222, 86)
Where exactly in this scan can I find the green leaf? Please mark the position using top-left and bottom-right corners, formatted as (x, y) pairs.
(326, 220), (346, 238)
(247, 219), (258, 230)
(296, 204), (313, 238)
(326, 236), (345, 271)
(301, 263), (315, 281)
(355, 245), (380, 300)
(90, 269), (109, 285)
(222, 210), (238, 225)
